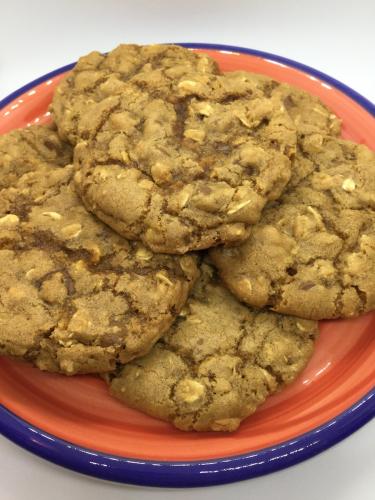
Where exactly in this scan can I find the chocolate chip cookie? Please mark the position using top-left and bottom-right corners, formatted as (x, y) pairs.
(0, 126), (198, 374)
(109, 264), (318, 432)
(210, 137), (375, 320)
(73, 71), (297, 253)
(51, 44), (220, 144)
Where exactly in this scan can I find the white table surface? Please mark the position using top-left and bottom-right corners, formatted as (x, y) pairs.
(0, 1), (374, 499)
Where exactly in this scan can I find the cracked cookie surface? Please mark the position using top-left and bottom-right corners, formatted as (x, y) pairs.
(52, 45), (340, 254)
(51, 44), (220, 144)
(239, 72), (341, 138)
(0, 125), (71, 189)
(73, 70), (297, 253)
(109, 264), (318, 432)
(210, 137), (375, 320)
(0, 126), (198, 374)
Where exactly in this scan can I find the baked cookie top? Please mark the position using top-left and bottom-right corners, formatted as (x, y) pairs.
(73, 71), (297, 253)
(231, 72), (342, 186)
(240, 72), (341, 137)
(109, 264), (318, 432)
(0, 125), (71, 189)
(51, 44), (220, 144)
(0, 126), (198, 375)
(210, 137), (375, 320)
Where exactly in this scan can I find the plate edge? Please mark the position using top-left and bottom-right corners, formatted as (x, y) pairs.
(1, 389), (374, 488)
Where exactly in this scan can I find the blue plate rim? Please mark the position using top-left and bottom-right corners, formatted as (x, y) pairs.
(0, 43), (374, 488)
(1, 390), (374, 488)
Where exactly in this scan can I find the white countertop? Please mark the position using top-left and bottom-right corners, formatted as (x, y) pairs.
(0, 1), (374, 499)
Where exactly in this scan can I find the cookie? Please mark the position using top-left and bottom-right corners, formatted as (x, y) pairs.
(230, 71), (342, 180)
(51, 44), (220, 144)
(73, 71), (297, 253)
(274, 83), (341, 138)
(0, 125), (71, 189)
(210, 137), (375, 320)
(109, 264), (318, 432)
(0, 126), (198, 375)
(239, 72), (341, 138)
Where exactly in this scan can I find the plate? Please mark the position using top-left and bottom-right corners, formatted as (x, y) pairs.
(0, 43), (374, 488)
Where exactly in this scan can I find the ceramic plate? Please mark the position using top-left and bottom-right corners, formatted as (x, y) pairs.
(0, 43), (374, 488)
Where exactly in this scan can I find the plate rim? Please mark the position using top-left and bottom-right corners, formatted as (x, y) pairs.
(0, 42), (374, 488)
(1, 390), (374, 487)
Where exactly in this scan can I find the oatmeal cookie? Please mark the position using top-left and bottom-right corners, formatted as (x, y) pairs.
(51, 44), (220, 144)
(109, 264), (318, 432)
(210, 137), (375, 320)
(73, 72), (296, 253)
(0, 127), (198, 374)
(0, 125), (71, 189)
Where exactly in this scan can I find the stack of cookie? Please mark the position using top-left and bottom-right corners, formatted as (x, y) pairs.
(1, 45), (374, 432)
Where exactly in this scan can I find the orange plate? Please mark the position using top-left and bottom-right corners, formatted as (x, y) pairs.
(0, 45), (374, 486)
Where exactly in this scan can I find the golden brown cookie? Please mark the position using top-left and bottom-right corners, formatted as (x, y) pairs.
(229, 72), (342, 186)
(238, 72), (341, 138)
(51, 44), (220, 144)
(210, 137), (375, 320)
(73, 71), (297, 254)
(0, 125), (71, 189)
(109, 264), (318, 432)
(0, 126), (198, 374)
